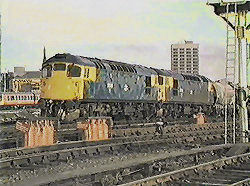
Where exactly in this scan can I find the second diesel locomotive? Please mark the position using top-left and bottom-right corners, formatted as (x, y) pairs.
(39, 53), (231, 122)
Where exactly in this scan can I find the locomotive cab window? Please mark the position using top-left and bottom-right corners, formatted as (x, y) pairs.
(173, 79), (179, 96)
(53, 64), (66, 71)
(42, 65), (52, 78)
(145, 76), (151, 95)
(173, 79), (178, 89)
(158, 76), (163, 85)
(145, 76), (151, 87)
(67, 65), (81, 77)
(84, 68), (90, 78)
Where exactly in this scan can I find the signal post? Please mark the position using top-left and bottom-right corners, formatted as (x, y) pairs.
(207, 0), (249, 143)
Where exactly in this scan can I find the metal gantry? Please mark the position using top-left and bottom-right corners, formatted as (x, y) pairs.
(208, 0), (249, 143)
(225, 3), (237, 144)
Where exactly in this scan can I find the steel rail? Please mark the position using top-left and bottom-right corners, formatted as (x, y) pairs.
(0, 131), (225, 169)
(230, 178), (250, 186)
(0, 122), (226, 160)
(123, 152), (250, 186)
(12, 144), (234, 186)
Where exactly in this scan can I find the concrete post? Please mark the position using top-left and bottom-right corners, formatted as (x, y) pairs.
(236, 12), (248, 143)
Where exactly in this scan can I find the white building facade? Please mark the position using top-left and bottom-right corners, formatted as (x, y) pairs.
(171, 41), (199, 74)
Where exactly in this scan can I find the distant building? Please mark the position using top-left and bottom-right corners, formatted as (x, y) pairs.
(171, 41), (199, 74)
(0, 72), (14, 92)
(0, 67), (41, 92)
(14, 67), (26, 77)
(12, 68), (41, 92)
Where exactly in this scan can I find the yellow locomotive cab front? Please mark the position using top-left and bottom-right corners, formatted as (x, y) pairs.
(41, 63), (84, 100)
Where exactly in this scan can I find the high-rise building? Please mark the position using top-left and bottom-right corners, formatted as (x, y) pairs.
(171, 41), (199, 74)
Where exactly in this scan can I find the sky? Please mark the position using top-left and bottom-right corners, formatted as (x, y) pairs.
(0, 0), (246, 80)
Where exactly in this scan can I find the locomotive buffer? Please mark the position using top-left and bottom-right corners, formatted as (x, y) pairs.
(207, 0), (249, 143)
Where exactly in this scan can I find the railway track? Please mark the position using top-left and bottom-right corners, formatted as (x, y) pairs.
(0, 122), (234, 185)
(0, 121), (246, 185)
(14, 144), (241, 186)
(0, 122), (226, 161)
(22, 144), (248, 186)
(0, 120), (229, 150)
(0, 115), (224, 150)
(128, 150), (250, 186)
(0, 128), (225, 170)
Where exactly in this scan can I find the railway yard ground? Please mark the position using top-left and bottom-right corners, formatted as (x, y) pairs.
(0, 110), (249, 186)
(0, 140), (249, 185)
(0, 0), (249, 185)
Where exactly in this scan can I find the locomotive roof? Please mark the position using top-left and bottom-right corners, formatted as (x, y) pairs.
(152, 68), (184, 80)
(44, 54), (96, 67)
(44, 53), (211, 81)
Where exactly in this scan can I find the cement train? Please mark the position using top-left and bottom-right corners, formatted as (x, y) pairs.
(39, 53), (234, 122)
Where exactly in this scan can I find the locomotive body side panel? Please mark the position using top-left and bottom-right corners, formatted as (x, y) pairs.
(86, 68), (158, 101)
(152, 75), (173, 102)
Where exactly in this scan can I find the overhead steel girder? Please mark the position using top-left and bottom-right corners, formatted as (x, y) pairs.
(207, 2), (250, 16)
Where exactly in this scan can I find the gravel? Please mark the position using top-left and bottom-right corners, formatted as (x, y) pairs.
(0, 146), (178, 184)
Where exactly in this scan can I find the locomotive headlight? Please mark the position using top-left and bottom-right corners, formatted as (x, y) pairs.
(124, 84), (129, 92)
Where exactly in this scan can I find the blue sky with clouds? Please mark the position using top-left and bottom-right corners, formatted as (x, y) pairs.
(1, 0), (246, 80)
